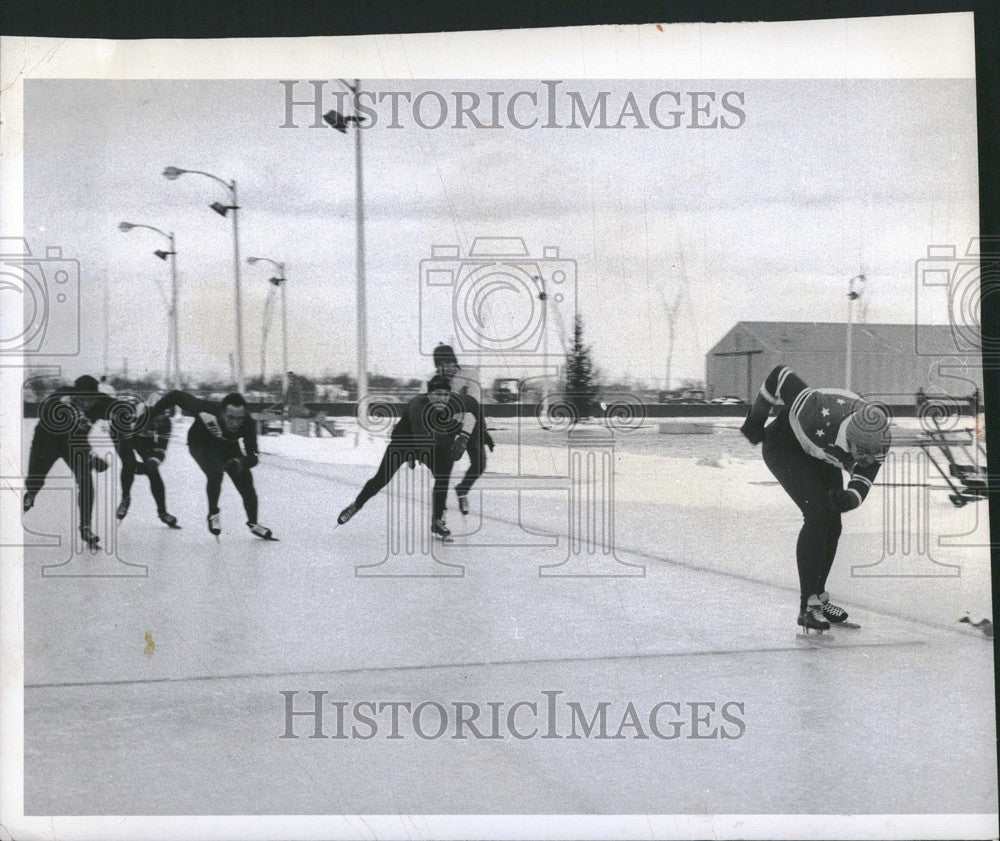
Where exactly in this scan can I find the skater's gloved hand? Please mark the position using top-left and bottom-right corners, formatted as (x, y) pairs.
(145, 456), (162, 469)
(133, 462), (147, 476)
(450, 431), (470, 460)
(225, 456), (244, 474)
(90, 455), (109, 473)
(199, 411), (223, 438)
(406, 453), (416, 470)
(740, 419), (766, 445)
(484, 431), (495, 452)
(244, 454), (259, 469)
(829, 488), (860, 512)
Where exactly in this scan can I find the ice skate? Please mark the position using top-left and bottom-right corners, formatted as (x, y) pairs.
(818, 591), (858, 627)
(431, 517), (453, 543)
(456, 493), (470, 516)
(248, 522), (278, 541)
(337, 502), (358, 525)
(207, 511), (221, 536)
(797, 596), (832, 639)
(79, 526), (101, 552)
(116, 495), (131, 521)
(959, 615), (994, 638)
(158, 511), (181, 529)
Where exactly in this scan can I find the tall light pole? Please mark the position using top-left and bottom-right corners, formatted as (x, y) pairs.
(247, 256), (288, 398)
(163, 166), (245, 392)
(846, 273), (866, 392)
(323, 80), (368, 403)
(118, 221), (180, 387)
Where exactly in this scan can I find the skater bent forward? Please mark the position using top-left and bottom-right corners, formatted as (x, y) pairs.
(741, 365), (891, 632)
(338, 375), (471, 540)
(150, 390), (273, 539)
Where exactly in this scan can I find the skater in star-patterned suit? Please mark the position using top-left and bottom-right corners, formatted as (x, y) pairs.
(740, 365), (891, 631)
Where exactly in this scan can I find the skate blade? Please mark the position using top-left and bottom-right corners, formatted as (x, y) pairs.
(433, 534), (454, 543)
(834, 621), (861, 629)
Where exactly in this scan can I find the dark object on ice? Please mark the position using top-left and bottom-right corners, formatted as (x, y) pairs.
(959, 615), (993, 638)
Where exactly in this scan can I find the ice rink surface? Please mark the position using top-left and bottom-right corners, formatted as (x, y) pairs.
(20, 418), (998, 815)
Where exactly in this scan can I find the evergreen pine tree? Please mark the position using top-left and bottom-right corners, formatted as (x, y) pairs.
(565, 314), (599, 419)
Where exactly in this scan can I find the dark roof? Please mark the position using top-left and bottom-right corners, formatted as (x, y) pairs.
(713, 321), (972, 356)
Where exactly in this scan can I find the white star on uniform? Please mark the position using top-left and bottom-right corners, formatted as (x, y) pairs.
(816, 429), (825, 437)
(836, 399), (846, 405)
(821, 408), (830, 417)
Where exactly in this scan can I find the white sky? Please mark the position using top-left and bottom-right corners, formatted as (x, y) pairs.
(23, 78), (978, 386)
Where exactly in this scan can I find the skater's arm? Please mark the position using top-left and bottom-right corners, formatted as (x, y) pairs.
(151, 390), (215, 418)
(741, 366), (807, 444)
(148, 416), (171, 462)
(241, 417), (259, 461)
(841, 461), (881, 510)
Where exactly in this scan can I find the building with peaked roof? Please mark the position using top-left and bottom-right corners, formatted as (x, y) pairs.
(706, 322), (983, 403)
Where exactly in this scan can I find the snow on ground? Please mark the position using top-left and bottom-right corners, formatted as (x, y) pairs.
(18, 418), (998, 818)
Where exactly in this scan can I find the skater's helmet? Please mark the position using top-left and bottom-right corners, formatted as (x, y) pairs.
(844, 405), (891, 466)
(433, 344), (460, 371)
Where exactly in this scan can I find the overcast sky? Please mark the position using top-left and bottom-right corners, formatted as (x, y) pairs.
(23, 77), (978, 386)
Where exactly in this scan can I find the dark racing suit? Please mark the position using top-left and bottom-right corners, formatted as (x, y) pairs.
(741, 366), (883, 610)
(151, 391), (260, 522)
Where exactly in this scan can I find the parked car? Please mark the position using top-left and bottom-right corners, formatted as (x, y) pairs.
(710, 395), (747, 405)
(491, 378), (521, 403)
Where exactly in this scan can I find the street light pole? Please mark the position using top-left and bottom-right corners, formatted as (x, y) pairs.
(118, 221), (180, 387)
(230, 180), (245, 393)
(247, 256), (288, 398)
(280, 273), (289, 399)
(354, 84), (368, 405)
(168, 232), (180, 386)
(163, 166), (244, 392)
(324, 81), (367, 404)
(846, 273), (865, 392)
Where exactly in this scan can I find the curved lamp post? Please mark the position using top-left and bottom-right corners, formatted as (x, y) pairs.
(323, 79), (367, 403)
(247, 256), (288, 398)
(118, 221), (180, 387)
(163, 166), (245, 392)
(846, 273), (866, 391)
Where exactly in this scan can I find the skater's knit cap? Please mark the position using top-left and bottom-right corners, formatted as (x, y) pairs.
(433, 344), (460, 369)
(845, 405), (892, 460)
(72, 375), (100, 393)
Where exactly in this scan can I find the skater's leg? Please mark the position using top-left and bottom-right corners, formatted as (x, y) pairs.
(67, 447), (95, 533)
(225, 458), (259, 523)
(431, 449), (454, 521)
(145, 464), (168, 514)
(117, 440), (137, 499)
(455, 438), (485, 498)
(189, 441), (224, 514)
(816, 504), (843, 595)
(763, 413), (838, 611)
(25, 428), (60, 500)
(355, 446), (405, 509)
